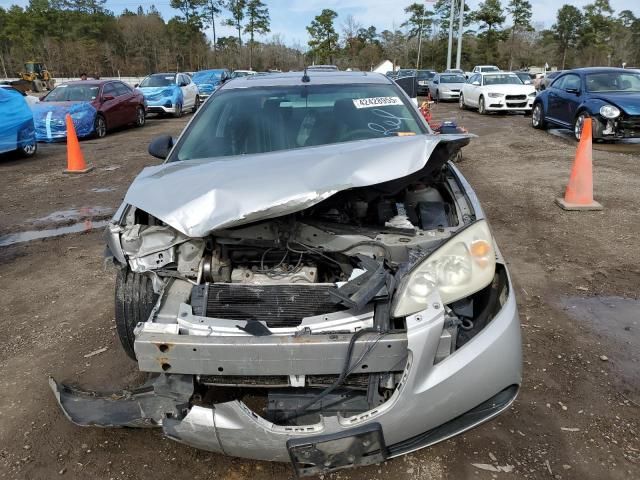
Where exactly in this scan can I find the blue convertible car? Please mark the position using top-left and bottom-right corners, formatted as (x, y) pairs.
(531, 67), (640, 140)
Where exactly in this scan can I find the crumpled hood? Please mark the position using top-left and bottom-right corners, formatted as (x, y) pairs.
(119, 135), (444, 238)
(590, 92), (640, 115)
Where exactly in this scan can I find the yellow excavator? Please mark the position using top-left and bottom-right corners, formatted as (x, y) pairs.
(13, 61), (56, 93)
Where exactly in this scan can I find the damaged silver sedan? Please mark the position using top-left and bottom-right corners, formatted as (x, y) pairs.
(51, 71), (522, 476)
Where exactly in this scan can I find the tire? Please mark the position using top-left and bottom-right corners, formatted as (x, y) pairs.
(459, 94), (467, 110)
(18, 141), (37, 158)
(478, 96), (487, 115)
(574, 112), (588, 141)
(135, 106), (146, 127)
(531, 102), (546, 129)
(114, 269), (158, 360)
(94, 114), (107, 138)
(173, 102), (183, 118)
(192, 95), (200, 113)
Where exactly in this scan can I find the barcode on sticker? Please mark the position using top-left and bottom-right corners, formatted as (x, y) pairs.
(352, 96), (403, 109)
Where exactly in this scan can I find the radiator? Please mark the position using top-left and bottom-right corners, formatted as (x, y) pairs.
(191, 283), (343, 327)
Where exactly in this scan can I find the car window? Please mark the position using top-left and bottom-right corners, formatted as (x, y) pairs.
(483, 74), (523, 86)
(45, 84), (100, 101)
(551, 75), (567, 89)
(586, 71), (640, 92)
(441, 74), (466, 83)
(469, 74), (480, 84)
(173, 84), (428, 162)
(140, 74), (176, 87)
(561, 74), (581, 91)
(114, 82), (132, 96)
(182, 75), (191, 85)
(103, 83), (117, 97)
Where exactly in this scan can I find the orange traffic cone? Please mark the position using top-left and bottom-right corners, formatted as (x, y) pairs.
(63, 114), (93, 174)
(555, 117), (602, 211)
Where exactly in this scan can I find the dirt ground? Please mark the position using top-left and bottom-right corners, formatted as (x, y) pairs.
(0, 103), (638, 480)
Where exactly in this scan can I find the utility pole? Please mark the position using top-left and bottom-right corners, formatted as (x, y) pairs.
(416, 10), (425, 69)
(455, 0), (464, 70)
(446, 0), (455, 69)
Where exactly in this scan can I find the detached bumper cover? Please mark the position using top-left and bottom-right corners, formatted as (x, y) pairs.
(50, 286), (521, 463)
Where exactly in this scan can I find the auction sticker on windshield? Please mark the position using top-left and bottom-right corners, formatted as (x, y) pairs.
(353, 97), (403, 109)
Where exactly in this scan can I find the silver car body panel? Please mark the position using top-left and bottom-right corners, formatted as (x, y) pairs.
(118, 135), (441, 238)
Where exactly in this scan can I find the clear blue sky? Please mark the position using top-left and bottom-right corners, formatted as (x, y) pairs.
(1, 0), (638, 47)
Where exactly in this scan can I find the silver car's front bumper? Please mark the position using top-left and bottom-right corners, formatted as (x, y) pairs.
(159, 285), (521, 461)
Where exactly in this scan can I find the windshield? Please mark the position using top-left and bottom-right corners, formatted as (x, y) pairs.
(397, 70), (415, 77)
(483, 74), (523, 86)
(417, 70), (435, 79)
(586, 72), (640, 92)
(441, 74), (466, 83)
(139, 74), (176, 88)
(231, 71), (252, 78)
(173, 84), (427, 162)
(481, 66), (500, 72)
(193, 71), (222, 84)
(44, 84), (99, 101)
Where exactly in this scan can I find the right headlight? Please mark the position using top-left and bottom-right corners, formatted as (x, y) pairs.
(487, 92), (504, 98)
(392, 220), (496, 318)
(599, 105), (620, 119)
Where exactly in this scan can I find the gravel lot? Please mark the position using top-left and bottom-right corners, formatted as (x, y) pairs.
(0, 103), (638, 480)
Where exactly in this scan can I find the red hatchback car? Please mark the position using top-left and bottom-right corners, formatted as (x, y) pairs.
(34, 80), (146, 140)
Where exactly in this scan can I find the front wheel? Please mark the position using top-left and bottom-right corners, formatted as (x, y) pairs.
(531, 103), (546, 129)
(192, 95), (200, 112)
(478, 96), (487, 115)
(574, 112), (588, 141)
(114, 269), (158, 360)
(459, 94), (467, 110)
(135, 106), (146, 127)
(173, 102), (183, 118)
(94, 114), (107, 138)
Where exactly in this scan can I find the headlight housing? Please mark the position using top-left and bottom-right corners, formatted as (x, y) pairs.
(392, 220), (496, 317)
(487, 92), (503, 98)
(599, 105), (620, 119)
(528, 91), (536, 97)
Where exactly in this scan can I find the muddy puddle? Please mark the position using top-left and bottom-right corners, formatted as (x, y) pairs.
(561, 296), (639, 395)
(0, 219), (109, 247)
(31, 206), (114, 225)
(548, 129), (640, 153)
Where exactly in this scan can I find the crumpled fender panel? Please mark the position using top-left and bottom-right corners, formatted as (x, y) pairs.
(118, 135), (467, 238)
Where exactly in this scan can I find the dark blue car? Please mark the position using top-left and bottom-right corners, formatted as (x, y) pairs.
(531, 67), (640, 141)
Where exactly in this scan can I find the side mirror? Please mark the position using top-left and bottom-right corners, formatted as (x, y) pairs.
(180, 82), (188, 87)
(134, 83), (139, 88)
(434, 80), (439, 84)
(472, 81), (480, 86)
(524, 80), (531, 84)
(148, 135), (174, 160)
(102, 94), (115, 101)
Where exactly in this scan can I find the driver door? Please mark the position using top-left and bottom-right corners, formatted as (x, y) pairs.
(465, 74), (481, 106)
(99, 83), (123, 128)
(179, 74), (196, 109)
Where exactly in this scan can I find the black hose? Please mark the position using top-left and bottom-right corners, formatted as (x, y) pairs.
(282, 327), (381, 421)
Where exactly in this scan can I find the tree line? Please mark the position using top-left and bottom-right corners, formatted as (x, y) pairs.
(0, 0), (638, 79)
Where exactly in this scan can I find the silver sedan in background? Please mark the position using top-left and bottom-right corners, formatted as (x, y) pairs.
(430, 72), (467, 102)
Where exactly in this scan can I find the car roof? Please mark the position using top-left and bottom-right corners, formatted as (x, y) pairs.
(222, 71), (392, 89)
(196, 69), (227, 73)
(569, 67), (635, 74)
(59, 80), (114, 86)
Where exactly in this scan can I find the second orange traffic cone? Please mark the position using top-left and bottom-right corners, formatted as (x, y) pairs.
(63, 113), (93, 174)
(555, 117), (602, 211)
